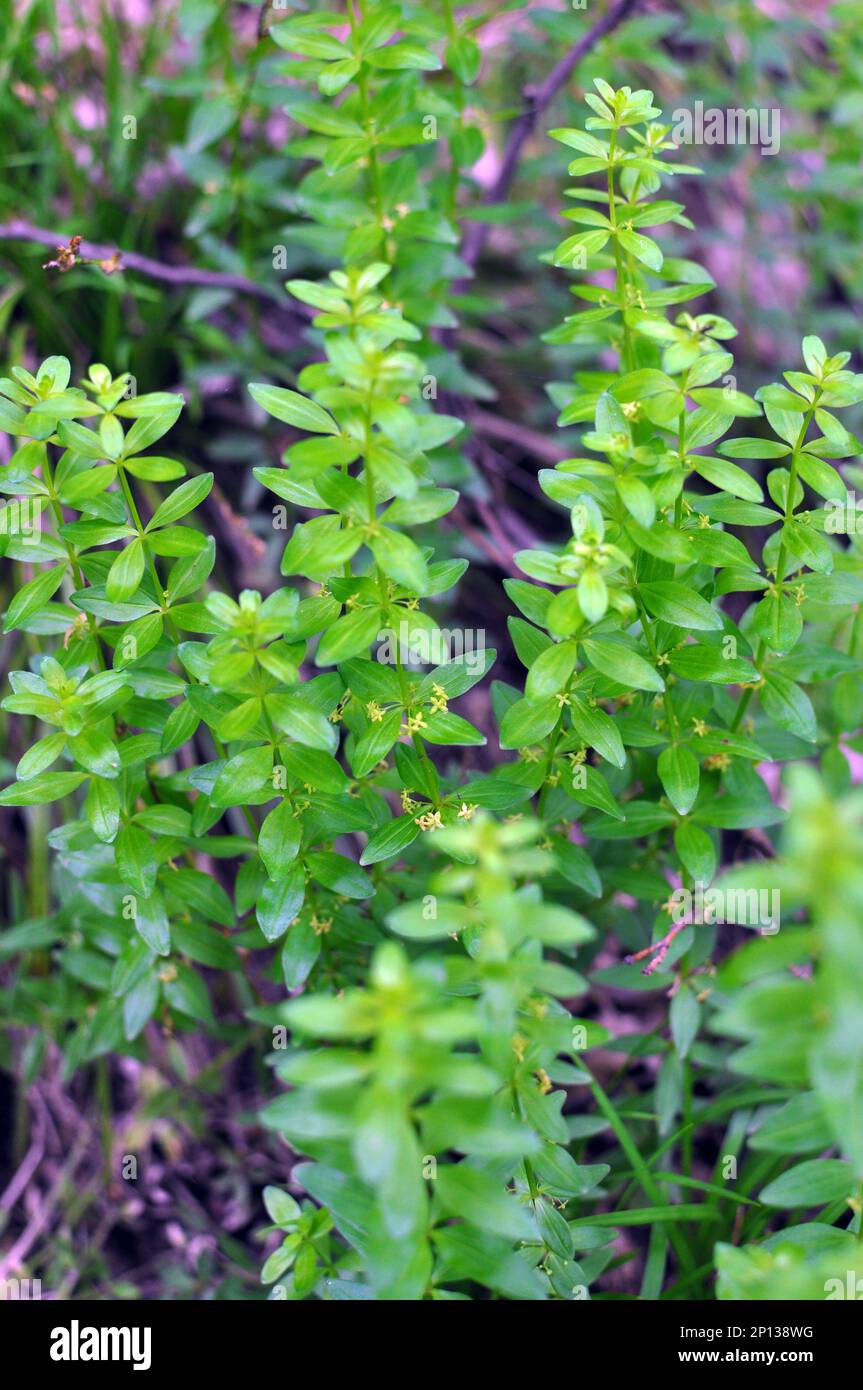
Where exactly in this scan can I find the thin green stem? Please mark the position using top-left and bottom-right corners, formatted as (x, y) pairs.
(586, 1068), (697, 1276)
(607, 127), (634, 372)
(632, 586), (678, 737)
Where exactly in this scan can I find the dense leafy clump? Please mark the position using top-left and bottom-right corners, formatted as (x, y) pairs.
(2, 12), (863, 1304)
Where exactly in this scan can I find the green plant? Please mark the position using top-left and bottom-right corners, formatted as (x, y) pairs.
(253, 76), (863, 1297)
(3, 46), (863, 1304)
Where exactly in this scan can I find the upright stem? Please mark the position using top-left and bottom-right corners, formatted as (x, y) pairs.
(607, 128), (634, 372)
(729, 397), (818, 732)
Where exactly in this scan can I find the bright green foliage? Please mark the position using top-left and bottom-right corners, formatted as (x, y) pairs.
(264, 817), (600, 1300)
(269, 0), (485, 397)
(710, 766), (863, 1297)
(3, 57), (863, 1304)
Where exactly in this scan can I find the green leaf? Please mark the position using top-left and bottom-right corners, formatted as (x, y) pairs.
(750, 1095), (834, 1156)
(689, 387), (761, 417)
(115, 824), (158, 898)
(0, 771), (86, 805)
(123, 974), (160, 1040)
(759, 1159), (853, 1209)
(285, 101), (364, 139)
(668, 645), (757, 684)
(147, 473), (213, 530)
(370, 528), (428, 592)
(257, 865), (306, 943)
(164, 963), (214, 1025)
(351, 708), (402, 778)
(525, 641), (577, 700)
(367, 41), (441, 71)
(801, 336), (827, 374)
(259, 800), (302, 879)
(569, 765), (625, 821)
(4, 565), (64, 631)
(499, 695), (560, 749)
(281, 745), (348, 793)
(106, 540), (145, 602)
(553, 839), (602, 897)
(615, 475), (655, 527)
(657, 745), (700, 816)
(124, 455), (187, 482)
(17, 731), (66, 780)
(114, 611), (164, 668)
(436, 1165), (536, 1242)
(67, 726), (121, 779)
(281, 918), (321, 991)
(263, 1186), (301, 1229)
(249, 383), (339, 434)
(306, 851), (373, 899)
(781, 520), (833, 574)
(446, 34), (480, 84)
(674, 822), (716, 881)
(692, 456), (764, 501)
(134, 892), (171, 956)
(552, 229), (610, 267)
(211, 746), (274, 807)
(761, 671), (817, 743)
(268, 694), (338, 753)
(670, 988), (700, 1059)
(168, 868), (235, 928)
(577, 568), (607, 623)
(316, 607), (384, 665)
(719, 437), (789, 460)
(796, 449), (847, 500)
(639, 582), (723, 632)
(387, 898), (472, 941)
(569, 695), (626, 769)
(421, 711), (486, 746)
(617, 228), (663, 271)
(582, 637), (664, 692)
(360, 814), (420, 866)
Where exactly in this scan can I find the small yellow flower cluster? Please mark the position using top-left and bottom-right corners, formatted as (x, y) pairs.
(429, 682), (449, 715)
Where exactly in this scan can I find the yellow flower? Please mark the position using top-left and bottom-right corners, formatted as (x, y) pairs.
(429, 682), (449, 714)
